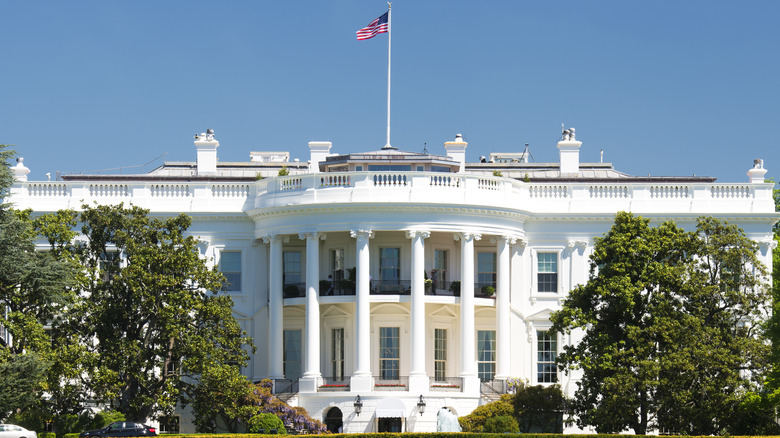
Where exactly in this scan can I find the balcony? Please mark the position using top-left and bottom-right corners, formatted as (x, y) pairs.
(374, 376), (409, 391)
(318, 377), (350, 392)
(430, 377), (463, 392)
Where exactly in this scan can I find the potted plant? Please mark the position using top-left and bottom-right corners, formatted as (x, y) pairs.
(481, 285), (496, 297)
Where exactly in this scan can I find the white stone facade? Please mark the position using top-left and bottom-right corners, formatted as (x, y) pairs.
(8, 131), (778, 433)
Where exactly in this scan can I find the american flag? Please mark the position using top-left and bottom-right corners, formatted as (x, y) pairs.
(356, 12), (389, 41)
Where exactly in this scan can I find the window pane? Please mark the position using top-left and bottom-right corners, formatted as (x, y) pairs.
(537, 252), (558, 293)
(379, 327), (400, 379)
(434, 328), (447, 380)
(284, 330), (302, 381)
(380, 248), (400, 281)
(220, 251), (241, 291)
(477, 330), (496, 381)
(537, 330), (558, 383)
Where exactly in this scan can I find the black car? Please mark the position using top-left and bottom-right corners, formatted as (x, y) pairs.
(79, 422), (157, 438)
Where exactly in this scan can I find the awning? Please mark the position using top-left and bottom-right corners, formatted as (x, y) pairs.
(374, 397), (406, 418)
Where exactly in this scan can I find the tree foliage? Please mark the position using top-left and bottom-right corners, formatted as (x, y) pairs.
(513, 384), (565, 433)
(0, 144), (78, 422)
(457, 394), (514, 432)
(49, 204), (253, 422)
(551, 212), (770, 435)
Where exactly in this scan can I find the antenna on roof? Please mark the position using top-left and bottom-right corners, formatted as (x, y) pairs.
(421, 142), (428, 154)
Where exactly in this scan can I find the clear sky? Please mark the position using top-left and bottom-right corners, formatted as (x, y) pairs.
(1, 1), (778, 183)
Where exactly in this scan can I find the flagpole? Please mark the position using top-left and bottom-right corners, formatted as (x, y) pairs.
(384, 2), (392, 149)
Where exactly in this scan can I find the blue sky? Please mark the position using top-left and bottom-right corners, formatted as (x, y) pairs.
(1, 1), (778, 183)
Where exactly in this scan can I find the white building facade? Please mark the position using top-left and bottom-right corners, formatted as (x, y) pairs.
(8, 129), (778, 433)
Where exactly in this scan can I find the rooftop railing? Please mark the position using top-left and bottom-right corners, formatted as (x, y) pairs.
(10, 172), (774, 215)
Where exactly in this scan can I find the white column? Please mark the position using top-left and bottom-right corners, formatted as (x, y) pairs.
(263, 234), (287, 380)
(350, 229), (374, 392)
(407, 230), (430, 392)
(493, 235), (515, 380)
(456, 232), (480, 393)
(300, 232), (325, 391)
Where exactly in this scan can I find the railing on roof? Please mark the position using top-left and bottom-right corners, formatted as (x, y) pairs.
(9, 173), (774, 215)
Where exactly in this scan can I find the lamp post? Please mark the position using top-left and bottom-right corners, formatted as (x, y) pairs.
(354, 395), (363, 416)
(417, 394), (426, 416)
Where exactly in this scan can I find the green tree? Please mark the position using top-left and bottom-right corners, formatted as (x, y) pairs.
(457, 394), (514, 432)
(0, 145), (78, 421)
(513, 384), (565, 433)
(61, 204), (252, 422)
(551, 212), (770, 434)
(188, 364), (257, 433)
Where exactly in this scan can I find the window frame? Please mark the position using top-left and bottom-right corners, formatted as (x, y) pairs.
(535, 329), (558, 384)
(218, 250), (243, 292)
(477, 329), (496, 381)
(531, 248), (562, 296)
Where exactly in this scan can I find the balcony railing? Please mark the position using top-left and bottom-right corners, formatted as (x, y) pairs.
(480, 379), (505, 395)
(430, 377), (463, 392)
(371, 280), (411, 295)
(426, 280), (461, 296)
(283, 282), (306, 298)
(374, 376), (409, 390)
(273, 378), (299, 394)
(318, 377), (350, 391)
(10, 174), (774, 217)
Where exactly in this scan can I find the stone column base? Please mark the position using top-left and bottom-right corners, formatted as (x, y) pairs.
(408, 374), (430, 394)
(299, 375), (321, 393)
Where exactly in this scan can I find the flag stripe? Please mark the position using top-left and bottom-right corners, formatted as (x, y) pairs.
(356, 12), (389, 41)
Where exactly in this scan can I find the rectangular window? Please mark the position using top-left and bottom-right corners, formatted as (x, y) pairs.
(477, 252), (497, 289)
(434, 249), (448, 286)
(379, 248), (400, 282)
(99, 250), (119, 283)
(537, 252), (558, 293)
(220, 251), (241, 291)
(477, 330), (496, 381)
(379, 327), (400, 380)
(537, 330), (558, 383)
(159, 416), (180, 434)
(434, 328), (447, 381)
(283, 251), (302, 284)
(283, 329), (302, 381)
(332, 328), (345, 381)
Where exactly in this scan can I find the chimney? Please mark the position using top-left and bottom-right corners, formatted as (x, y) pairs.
(747, 158), (767, 183)
(444, 134), (467, 173)
(308, 141), (332, 173)
(194, 129), (219, 176)
(13, 157), (30, 181)
(557, 127), (582, 176)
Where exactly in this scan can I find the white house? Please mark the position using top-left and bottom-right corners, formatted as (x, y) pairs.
(8, 128), (777, 433)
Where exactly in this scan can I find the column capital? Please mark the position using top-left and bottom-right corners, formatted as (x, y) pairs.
(454, 232), (481, 242)
(490, 235), (520, 245)
(262, 234), (290, 244)
(405, 230), (431, 239)
(299, 232), (327, 241)
(350, 229), (375, 239)
(759, 239), (778, 251)
(566, 239), (588, 250)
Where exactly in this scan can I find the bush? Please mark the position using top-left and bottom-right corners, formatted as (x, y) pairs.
(40, 433), (56, 438)
(63, 434), (79, 438)
(483, 415), (520, 433)
(277, 167), (289, 177)
(90, 411), (125, 430)
(247, 413), (286, 434)
(449, 281), (460, 294)
(514, 384), (565, 433)
(481, 286), (495, 297)
(458, 394), (514, 432)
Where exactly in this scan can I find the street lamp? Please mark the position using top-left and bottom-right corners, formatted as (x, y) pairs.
(354, 395), (363, 416)
(417, 395), (426, 415)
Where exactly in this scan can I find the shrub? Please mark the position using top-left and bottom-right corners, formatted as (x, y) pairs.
(483, 415), (520, 433)
(63, 434), (80, 438)
(283, 284), (299, 298)
(40, 433), (57, 438)
(458, 393), (514, 432)
(492, 170), (503, 177)
(247, 413), (286, 434)
(90, 410), (125, 430)
(514, 384), (565, 433)
(481, 286), (495, 296)
(277, 166), (289, 176)
(449, 281), (460, 294)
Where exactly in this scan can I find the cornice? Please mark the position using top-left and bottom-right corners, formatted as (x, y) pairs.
(247, 203), (532, 222)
